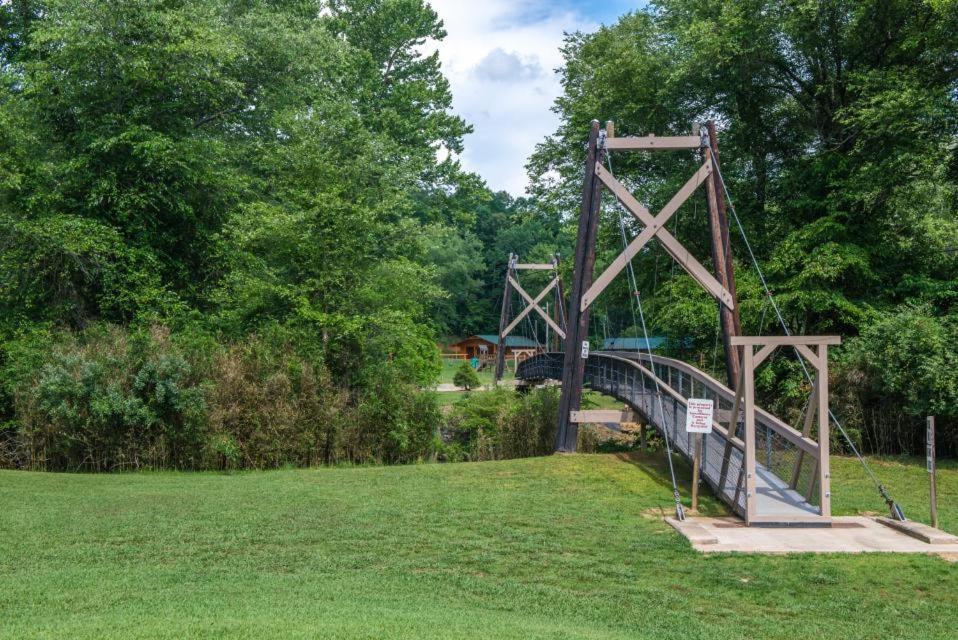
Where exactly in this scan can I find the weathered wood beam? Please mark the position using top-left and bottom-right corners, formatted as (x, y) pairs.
(794, 343), (824, 372)
(594, 163), (734, 310)
(703, 121), (743, 391)
(789, 385), (818, 489)
(581, 160), (713, 311)
(605, 135), (702, 150)
(556, 120), (604, 452)
(503, 276), (565, 339)
(513, 263), (555, 270)
(494, 254), (514, 382)
(569, 409), (633, 423)
(730, 336), (841, 346)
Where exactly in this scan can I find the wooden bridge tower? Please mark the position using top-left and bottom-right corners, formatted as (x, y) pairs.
(552, 120), (838, 525)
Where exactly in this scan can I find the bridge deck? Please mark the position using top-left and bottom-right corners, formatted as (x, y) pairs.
(517, 351), (825, 523)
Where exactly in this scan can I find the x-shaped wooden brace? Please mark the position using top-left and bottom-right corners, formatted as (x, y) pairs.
(580, 160), (735, 312)
(503, 274), (566, 340)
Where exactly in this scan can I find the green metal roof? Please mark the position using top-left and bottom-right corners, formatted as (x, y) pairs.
(467, 334), (540, 348)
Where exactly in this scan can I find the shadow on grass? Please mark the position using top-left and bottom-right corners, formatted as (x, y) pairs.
(610, 450), (730, 517)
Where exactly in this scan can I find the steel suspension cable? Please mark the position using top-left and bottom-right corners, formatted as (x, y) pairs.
(708, 149), (905, 520)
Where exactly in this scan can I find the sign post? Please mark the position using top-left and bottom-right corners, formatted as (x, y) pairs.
(685, 399), (714, 512)
(928, 416), (938, 529)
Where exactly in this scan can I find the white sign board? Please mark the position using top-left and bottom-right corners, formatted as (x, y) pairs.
(580, 340), (590, 359)
(685, 398), (714, 434)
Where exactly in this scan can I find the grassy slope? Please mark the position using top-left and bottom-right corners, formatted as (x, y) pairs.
(1, 455), (955, 639)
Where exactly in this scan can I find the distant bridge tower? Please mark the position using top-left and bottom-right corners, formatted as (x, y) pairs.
(494, 254), (566, 382)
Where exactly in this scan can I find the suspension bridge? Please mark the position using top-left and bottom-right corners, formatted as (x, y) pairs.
(497, 120), (908, 528)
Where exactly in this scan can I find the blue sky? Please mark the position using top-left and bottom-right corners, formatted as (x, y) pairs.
(428, 1), (645, 195)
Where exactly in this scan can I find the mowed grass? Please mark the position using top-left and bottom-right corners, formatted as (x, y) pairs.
(438, 357), (514, 386)
(1, 454), (956, 639)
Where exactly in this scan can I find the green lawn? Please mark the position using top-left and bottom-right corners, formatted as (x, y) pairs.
(439, 357), (514, 386)
(1, 454), (955, 639)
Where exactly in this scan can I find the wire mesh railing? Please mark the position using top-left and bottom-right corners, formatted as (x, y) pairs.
(517, 351), (822, 518)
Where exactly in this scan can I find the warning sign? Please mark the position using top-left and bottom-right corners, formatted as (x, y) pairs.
(580, 340), (590, 359)
(685, 398), (714, 434)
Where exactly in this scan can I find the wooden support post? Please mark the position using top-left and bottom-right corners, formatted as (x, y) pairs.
(703, 121), (742, 389)
(928, 416), (938, 529)
(790, 385), (818, 489)
(717, 365), (745, 493)
(556, 120), (604, 452)
(817, 344), (831, 518)
(494, 253), (514, 382)
(639, 422), (647, 452)
(742, 345), (757, 524)
(691, 433), (702, 511)
(553, 255), (564, 352)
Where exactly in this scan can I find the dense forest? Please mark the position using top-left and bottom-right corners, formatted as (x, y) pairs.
(0, 0), (955, 470)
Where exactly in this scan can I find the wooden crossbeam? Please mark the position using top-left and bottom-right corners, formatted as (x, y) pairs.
(590, 163), (734, 311)
(790, 385), (818, 489)
(794, 343), (825, 372)
(514, 263), (555, 270)
(504, 276), (566, 340)
(582, 160), (713, 310)
(605, 135), (702, 151)
(569, 409), (632, 423)
(730, 336), (841, 346)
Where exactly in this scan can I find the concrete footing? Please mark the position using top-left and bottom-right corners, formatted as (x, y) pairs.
(876, 517), (958, 545)
(668, 516), (958, 554)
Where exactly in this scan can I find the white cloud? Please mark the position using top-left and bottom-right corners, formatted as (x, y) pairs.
(427, 1), (600, 195)
(472, 48), (543, 83)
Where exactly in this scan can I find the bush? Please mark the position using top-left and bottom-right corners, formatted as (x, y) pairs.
(452, 361), (481, 390)
(203, 338), (347, 469)
(346, 366), (441, 464)
(2, 323), (441, 470)
(834, 306), (958, 456)
(11, 325), (206, 471)
(442, 387), (567, 461)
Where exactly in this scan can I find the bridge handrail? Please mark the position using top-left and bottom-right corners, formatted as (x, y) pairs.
(518, 351), (818, 458)
(596, 353), (744, 453)
(607, 351), (819, 457)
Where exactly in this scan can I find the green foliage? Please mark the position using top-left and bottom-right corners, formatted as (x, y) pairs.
(10, 325), (207, 470)
(442, 387), (568, 461)
(835, 306), (958, 455)
(3, 322), (443, 470)
(528, 0), (958, 453)
(452, 361), (481, 391)
(0, 0), (479, 466)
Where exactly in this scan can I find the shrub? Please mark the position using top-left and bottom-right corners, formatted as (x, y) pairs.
(203, 338), (347, 469)
(452, 361), (481, 390)
(12, 325), (206, 471)
(3, 323), (441, 470)
(442, 387), (565, 461)
(346, 366), (441, 464)
(834, 306), (958, 456)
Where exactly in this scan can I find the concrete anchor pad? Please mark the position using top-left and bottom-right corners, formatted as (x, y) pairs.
(668, 516), (958, 554)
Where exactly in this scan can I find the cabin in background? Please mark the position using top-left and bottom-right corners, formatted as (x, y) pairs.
(450, 334), (541, 363)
